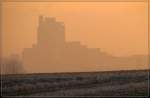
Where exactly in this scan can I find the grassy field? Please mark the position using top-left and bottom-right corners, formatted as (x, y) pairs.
(1, 70), (149, 97)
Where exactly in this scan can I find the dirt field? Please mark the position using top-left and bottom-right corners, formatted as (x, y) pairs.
(1, 70), (149, 97)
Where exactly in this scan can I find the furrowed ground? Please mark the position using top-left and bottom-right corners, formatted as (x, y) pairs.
(1, 70), (149, 96)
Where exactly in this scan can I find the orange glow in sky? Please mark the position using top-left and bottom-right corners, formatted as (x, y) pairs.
(1, 2), (148, 57)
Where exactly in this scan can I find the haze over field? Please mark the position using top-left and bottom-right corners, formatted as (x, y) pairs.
(1, 1), (149, 73)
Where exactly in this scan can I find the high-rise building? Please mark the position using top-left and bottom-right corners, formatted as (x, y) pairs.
(37, 16), (65, 48)
(22, 16), (147, 73)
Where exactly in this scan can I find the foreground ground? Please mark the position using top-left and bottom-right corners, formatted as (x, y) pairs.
(1, 70), (149, 97)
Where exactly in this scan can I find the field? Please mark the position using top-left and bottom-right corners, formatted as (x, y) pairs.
(1, 70), (149, 97)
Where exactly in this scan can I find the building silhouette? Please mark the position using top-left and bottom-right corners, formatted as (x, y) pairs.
(22, 16), (148, 73)
(1, 54), (24, 74)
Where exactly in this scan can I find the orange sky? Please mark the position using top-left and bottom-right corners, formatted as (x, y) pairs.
(1, 1), (148, 57)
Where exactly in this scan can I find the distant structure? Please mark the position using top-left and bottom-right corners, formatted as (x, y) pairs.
(1, 54), (24, 74)
(22, 16), (148, 73)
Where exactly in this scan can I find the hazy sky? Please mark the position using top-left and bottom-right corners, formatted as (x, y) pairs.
(2, 1), (148, 57)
